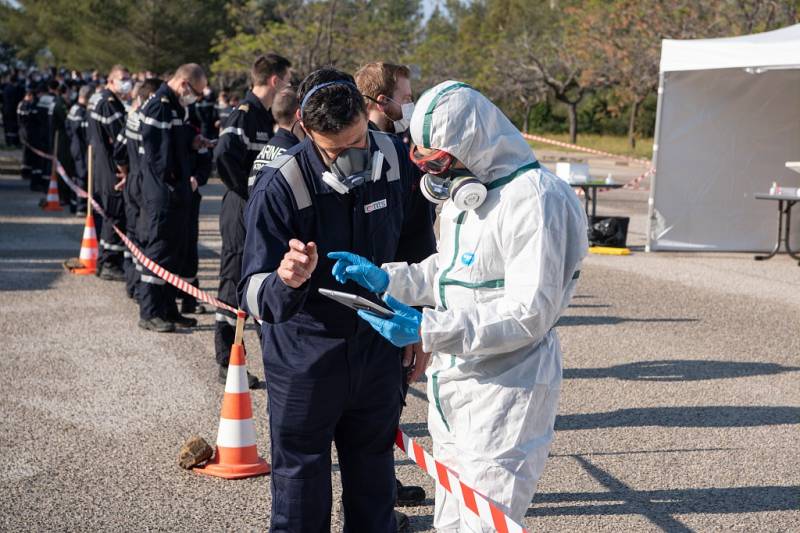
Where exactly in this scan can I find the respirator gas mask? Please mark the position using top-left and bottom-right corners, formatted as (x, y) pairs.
(410, 145), (487, 211)
(317, 134), (384, 195)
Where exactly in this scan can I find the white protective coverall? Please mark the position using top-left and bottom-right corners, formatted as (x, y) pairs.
(382, 81), (588, 531)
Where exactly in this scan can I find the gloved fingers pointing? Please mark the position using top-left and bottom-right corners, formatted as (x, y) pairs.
(327, 251), (359, 263)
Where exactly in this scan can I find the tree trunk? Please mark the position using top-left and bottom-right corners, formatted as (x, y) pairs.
(567, 102), (577, 144)
(523, 102), (532, 133)
(627, 97), (641, 150)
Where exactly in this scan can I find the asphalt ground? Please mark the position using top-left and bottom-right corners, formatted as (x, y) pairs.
(0, 147), (798, 532)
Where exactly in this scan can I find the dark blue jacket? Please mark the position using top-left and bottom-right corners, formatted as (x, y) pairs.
(139, 83), (195, 207)
(214, 90), (275, 200)
(248, 127), (301, 191)
(66, 103), (89, 179)
(87, 88), (127, 195)
(238, 131), (436, 375)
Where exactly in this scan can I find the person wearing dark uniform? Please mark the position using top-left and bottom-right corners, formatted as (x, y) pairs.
(137, 64), (209, 333)
(192, 87), (218, 140)
(178, 141), (213, 315)
(117, 78), (162, 301)
(213, 53), (291, 386)
(215, 90), (232, 130)
(45, 80), (75, 210)
(18, 84), (51, 192)
(238, 68), (436, 532)
(36, 86), (56, 192)
(248, 87), (303, 192)
(2, 73), (23, 147)
(17, 90), (39, 186)
(355, 61), (433, 516)
(66, 85), (93, 215)
(87, 65), (132, 281)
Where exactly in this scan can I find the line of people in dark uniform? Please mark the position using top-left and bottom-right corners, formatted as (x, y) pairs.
(3, 57), (431, 531)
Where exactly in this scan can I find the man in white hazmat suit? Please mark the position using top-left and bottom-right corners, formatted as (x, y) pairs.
(328, 81), (588, 530)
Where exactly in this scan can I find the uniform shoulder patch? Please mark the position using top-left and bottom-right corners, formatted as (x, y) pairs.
(160, 96), (170, 103)
(238, 103), (249, 112)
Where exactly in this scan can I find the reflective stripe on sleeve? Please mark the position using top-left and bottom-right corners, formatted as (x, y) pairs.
(243, 273), (270, 320)
(140, 274), (166, 285)
(215, 312), (237, 326)
(219, 126), (264, 152)
(90, 111), (124, 125)
(141, 115), (173, 129)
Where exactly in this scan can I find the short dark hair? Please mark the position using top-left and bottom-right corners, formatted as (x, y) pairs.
(139, 78), (163, 102)
(272, 87), (299, 125)
(251, 53), (291, 87)
(108, 64), (128, 78)
(173, 63), (206, 86)
(298, 68), (365, 134)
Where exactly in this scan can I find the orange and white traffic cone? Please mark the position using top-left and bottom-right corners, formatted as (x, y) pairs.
(41, 172), (63, 211)
(196, 311), (270, 480)
(65, 212), (98, 275)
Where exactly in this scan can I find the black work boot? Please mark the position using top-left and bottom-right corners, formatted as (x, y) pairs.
(396, 479), (426, 507)
(395, 510), (410, 532)
(99, 264), (125, 281)
(180, 300), (208, 315)
(166, 311), (197, 328)
(138, 317), (176, 333)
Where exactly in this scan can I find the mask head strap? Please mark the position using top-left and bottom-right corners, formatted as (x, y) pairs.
(300, 80), (359, 116)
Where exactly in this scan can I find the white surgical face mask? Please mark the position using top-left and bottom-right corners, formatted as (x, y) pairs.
(180, 93), (198, 107)
(392, 101), (414, 133)
(117, 79), (133, 95)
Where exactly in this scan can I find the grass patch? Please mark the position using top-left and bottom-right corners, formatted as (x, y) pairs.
(526, 132), (653, 160)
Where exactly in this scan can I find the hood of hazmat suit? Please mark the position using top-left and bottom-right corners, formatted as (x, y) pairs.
(384, 81), (588, 530)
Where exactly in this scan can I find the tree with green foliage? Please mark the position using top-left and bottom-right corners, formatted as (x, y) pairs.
(0, 0), (230, 73)
(212, 0), (421, 85)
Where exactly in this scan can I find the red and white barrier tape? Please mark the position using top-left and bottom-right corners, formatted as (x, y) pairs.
(47, 152), (531, 531)
(51, 159), (237, 313)
(22, 140), (58, 162)
(395, 429), (529, 533)
(521, 132), (650, 166)
(521, 132), (655, 192)
(112, 226), (237, 313)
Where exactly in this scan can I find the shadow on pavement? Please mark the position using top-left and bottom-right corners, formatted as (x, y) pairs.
(530, 454), (798, 531)
(555, 406), (800, 430)
(564, 359), (800, 382)
(0, 259), (65, 291)
(557, 315), (698, 327)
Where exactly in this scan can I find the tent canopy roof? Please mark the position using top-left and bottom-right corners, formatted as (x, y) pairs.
(660, 23), (800, 72)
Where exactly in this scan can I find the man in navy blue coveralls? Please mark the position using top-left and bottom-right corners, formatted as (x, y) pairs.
(239, 68), (435, 531)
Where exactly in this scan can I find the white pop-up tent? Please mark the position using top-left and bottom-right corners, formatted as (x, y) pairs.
(648, 24), (800, 252)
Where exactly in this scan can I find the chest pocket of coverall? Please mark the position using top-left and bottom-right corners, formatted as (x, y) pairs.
(361, 175), (403, 265)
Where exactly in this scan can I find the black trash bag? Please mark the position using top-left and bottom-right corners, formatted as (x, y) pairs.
(588, 216), (629, 248)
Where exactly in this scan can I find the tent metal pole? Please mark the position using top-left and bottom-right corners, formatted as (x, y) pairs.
(646, 71), (666, 253)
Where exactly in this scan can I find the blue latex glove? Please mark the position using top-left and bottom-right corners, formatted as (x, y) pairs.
(358, 294), (422, 348)
(327, 251), (389, 293)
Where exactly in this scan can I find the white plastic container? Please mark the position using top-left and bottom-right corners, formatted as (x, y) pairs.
(555, 162), (590, 184)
